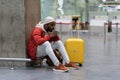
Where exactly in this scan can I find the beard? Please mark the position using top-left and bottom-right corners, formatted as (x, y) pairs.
(47, 28), (54, 32)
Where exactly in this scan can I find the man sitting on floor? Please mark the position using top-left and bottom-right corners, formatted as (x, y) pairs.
(27, 16), (79, 72)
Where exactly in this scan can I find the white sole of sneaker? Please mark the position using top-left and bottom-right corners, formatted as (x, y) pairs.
(67, 67), (79, 70)
(53, 68), (69, 72)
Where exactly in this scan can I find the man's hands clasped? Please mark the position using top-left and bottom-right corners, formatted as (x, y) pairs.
(49, 30), (58, 37)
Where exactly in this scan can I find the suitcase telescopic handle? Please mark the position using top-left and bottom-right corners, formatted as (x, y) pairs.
(70, 29), (80, 38)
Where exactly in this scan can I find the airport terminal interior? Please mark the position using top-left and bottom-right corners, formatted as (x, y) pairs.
(0, 0), (120, 80)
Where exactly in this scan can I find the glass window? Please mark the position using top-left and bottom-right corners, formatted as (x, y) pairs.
(41, 0), (120, 22)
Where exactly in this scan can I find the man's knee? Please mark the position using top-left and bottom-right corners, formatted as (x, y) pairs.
(56, 40), (63, 47)
(43, 41), (51, 46)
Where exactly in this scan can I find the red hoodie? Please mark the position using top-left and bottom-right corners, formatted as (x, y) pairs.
(27, 25), (60, 60)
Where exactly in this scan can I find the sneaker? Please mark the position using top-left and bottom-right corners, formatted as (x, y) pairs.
(53, 63), (69, 72)
(65, 62), (79, 70)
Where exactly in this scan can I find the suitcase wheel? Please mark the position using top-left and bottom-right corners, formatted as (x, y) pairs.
(79, 63), (82, 67)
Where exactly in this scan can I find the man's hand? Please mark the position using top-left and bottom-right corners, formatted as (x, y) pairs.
(49, 30), (58, 37)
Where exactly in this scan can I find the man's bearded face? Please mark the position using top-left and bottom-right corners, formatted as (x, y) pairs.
(46, 22), (56, 32)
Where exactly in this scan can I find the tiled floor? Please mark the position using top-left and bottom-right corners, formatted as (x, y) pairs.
(0, 33), (120, 80)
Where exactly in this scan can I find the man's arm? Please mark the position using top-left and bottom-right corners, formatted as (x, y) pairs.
(32, 28), (51, 45)
(49, 30), (60, 41)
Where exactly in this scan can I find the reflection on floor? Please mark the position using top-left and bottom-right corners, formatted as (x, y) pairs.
(0, 34), (120, 80)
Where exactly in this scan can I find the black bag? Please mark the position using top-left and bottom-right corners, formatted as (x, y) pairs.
(46, 49), (63, 66)
(31, 49), (63, 67)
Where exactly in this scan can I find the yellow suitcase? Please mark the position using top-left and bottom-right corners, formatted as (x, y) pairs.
(65, 38), (84, 66)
